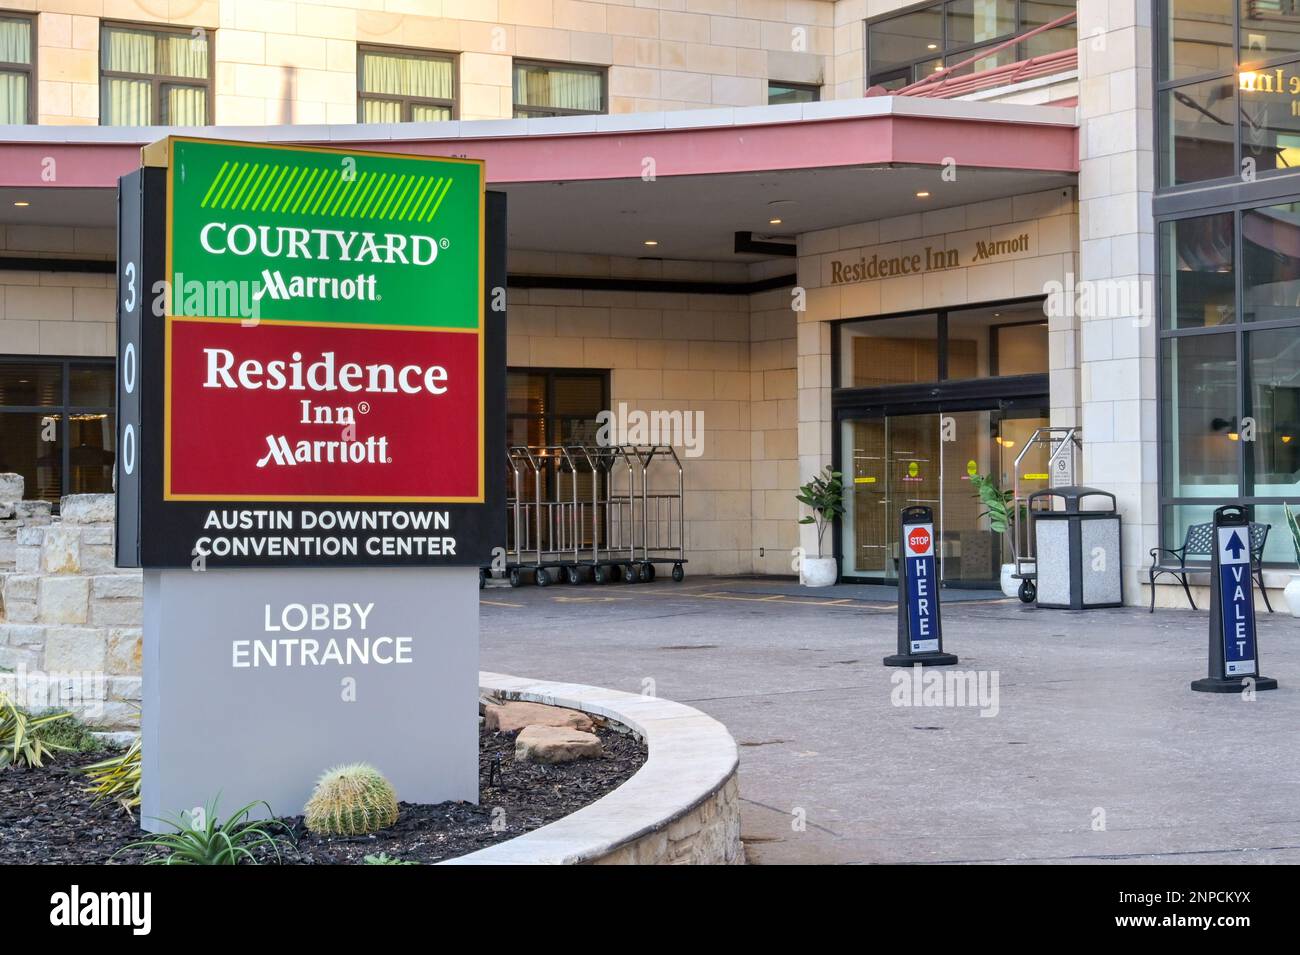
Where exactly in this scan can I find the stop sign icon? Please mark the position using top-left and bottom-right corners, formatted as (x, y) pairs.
(907, 526), (931, 555)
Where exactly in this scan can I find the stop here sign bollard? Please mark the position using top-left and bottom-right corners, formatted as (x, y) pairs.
(885, 505), (958, 667)
(1191, 504), (1278, 693)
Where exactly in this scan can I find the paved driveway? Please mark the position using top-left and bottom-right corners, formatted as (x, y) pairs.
(479, 576), (1300, 864)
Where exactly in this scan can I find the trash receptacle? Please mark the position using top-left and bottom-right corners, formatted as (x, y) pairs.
(1029, 486), (1123, 610)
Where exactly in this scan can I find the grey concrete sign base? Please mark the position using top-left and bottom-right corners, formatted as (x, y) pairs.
(141, 566), (478, 831)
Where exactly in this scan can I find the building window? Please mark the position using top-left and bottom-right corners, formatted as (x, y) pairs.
(1157, 200), (1300, 563)
(0, 12), (34, 124)
(100, 22), (211, 126)
(358, 46), (456, 123)
(768, 81), (820, 104)
(0, 359), (116, 507)
(506, 369), (608, 447)
(1157, 0), (1300, 187)
(865, 0), (1074, 90)
(837, 300), (1048, 388)
(512, 60), (605, 118)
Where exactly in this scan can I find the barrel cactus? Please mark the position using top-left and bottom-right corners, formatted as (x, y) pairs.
(304, 763), (399, 836)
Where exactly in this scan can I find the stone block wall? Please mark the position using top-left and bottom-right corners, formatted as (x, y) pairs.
(0, 477), (142, 730)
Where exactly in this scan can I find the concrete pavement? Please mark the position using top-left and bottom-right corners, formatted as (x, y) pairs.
(478, 576), (1300, 864)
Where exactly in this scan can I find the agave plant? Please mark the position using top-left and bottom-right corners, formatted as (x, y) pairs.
(0, 692), (74, 769)
(1285, 502), (1300, 566)
(117, 798), (295, 865)
(80, 739), (142, 813)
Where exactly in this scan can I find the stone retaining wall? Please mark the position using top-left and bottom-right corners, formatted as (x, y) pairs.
(0, 477), (142, 729)
(451, 673), (743, 866)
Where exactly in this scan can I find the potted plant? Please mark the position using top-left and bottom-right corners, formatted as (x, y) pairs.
(796, 466), (844, 587)
(970, 473), (1026, 598)
(1283, 502), (1300, 617)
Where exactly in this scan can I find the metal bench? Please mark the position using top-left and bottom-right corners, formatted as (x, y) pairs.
(1147, 521), (1273, 613)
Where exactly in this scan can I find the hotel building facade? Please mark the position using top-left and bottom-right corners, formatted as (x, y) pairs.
(0, 0), (1296, 607)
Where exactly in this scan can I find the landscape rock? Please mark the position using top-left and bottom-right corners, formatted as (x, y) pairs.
(0, 473), (23, 503)
(485, 700), (594, 733)
(515, 725), (604, 764)
(60, 494), (114, 524)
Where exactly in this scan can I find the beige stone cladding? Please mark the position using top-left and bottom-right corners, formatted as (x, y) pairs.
(25, 0), (840, 125)
(0, 482), (141, 730)
(0, 224), (116, 358)
(507, 251), (798, 577)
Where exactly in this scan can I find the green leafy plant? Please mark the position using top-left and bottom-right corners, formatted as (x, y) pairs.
(1284, 502), (1300, 566)
(31, 710), (103, 754)
(304, 763), (400, 836)
(80, 739), (142, 813)
(118, 798), (294, 865)
(0, 693), (74, 769)
(363, 852), (418, 865)
(969, 473), (1018, 534)
(796, 466), (845, 558)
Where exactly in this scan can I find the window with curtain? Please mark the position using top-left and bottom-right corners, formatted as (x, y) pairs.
(0, 14), (33, 124)
(358, 46), (455, 123)
(101, 23), (210, 126)
(512, 61), (605, 117)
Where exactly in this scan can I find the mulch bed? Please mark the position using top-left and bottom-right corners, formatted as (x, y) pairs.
(0, 724), (646, 865)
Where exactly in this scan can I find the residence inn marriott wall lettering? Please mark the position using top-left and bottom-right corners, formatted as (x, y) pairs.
(117, 137), (505, 569)
(829, 232), (1033, 285)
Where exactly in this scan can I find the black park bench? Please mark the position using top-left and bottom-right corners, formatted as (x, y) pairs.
(1147, 521), (1273, 613)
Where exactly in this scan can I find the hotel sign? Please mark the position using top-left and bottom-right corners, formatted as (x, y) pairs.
(117, 138), (505, 568)
(828, 233), (1032, 286)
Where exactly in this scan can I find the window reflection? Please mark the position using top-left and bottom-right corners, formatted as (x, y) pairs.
(1245, 327), (1300, 499)
(1161, 334), (1240, 498)
(1161, 76), (1236, 186)
(1243, 202), (1300, 321)
(1162, 213), (1235, 328)
(1240, 0), (1300, 67)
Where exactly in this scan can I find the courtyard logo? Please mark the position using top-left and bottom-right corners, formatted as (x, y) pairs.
(596, 403), (704, 457)
(890, 664), (1000, 717)
(49, 886), (151, 935)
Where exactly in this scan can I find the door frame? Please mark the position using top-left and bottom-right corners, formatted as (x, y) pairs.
(832, 381), (1049, 586)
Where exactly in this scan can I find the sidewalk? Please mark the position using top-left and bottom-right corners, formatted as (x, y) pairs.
(480, 575), (1300, 864)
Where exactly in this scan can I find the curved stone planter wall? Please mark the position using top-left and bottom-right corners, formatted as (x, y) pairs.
(449, 672), (742, 865)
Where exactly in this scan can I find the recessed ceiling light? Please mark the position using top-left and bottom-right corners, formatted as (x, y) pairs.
(643, 239), (658, 246)
(13, 201), (29, 207)
(915, 191), (930, 198)
(769, 217), (783, 225)
(927, 43), (938, 50)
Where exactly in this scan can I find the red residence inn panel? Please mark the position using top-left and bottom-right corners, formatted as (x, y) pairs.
(166, 319), (481, 501)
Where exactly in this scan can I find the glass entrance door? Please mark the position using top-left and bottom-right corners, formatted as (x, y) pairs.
(840, 408), (1049, 585)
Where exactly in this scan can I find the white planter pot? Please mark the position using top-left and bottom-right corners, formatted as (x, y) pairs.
(801, 557), (838, 587)
(1284, 575), (1300, 618)
(1000, 562), (1034, 598)
(1000, 564), (1019, 598)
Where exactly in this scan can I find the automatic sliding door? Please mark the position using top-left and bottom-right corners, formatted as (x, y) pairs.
(841, 418), (889, 577)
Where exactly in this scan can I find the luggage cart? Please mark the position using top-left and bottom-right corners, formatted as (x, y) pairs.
(1009, 427), (1082, 603)
(569, 444), (638, 584)
(500, 445), (582, 587)
(628, 445), (688, 583)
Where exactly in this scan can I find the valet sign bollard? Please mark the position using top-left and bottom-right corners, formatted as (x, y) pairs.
(884, 505), (958, 667)
(1191, 505), (1278, 693)
(116, 138), (506, 828)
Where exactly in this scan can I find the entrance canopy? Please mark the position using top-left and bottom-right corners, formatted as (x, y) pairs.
(0, 97), (1076, 264)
